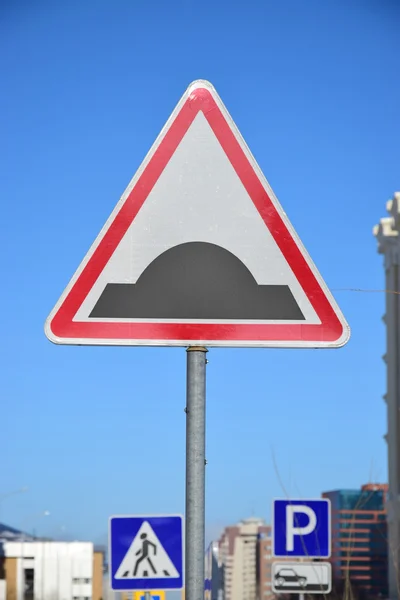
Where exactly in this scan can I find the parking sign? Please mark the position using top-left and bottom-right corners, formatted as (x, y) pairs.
(272, 499), (331, 558)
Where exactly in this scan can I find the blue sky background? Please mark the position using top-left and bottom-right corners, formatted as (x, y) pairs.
(1, 0), (399, 558)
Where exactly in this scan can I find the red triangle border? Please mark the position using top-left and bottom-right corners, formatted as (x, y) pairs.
(48, 86), (346, 346)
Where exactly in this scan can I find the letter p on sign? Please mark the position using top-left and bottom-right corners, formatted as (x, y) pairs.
(286, 504), (317, 551)
(272, 499), (331, 558)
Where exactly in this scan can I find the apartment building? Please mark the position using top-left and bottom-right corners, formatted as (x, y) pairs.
(217, 516), (311, 600)
(218, 517), (269, 600)
(322, 483), (388, 598)
(256, 527), (276, 600)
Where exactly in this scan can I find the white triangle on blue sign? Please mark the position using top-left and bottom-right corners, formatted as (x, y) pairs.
(115, 521), (179, 579)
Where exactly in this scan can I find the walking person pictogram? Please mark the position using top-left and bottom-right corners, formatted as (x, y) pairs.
(132, 533), (157, 577)
(115, 519), (180, 581)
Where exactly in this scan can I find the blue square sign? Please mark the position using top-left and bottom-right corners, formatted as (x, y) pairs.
(109, 514), (183, 590)
(272, 499), (331, 558)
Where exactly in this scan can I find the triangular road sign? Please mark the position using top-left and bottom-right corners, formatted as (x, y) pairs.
(115, 521), (179, 580)
(45, 80), (349, 348)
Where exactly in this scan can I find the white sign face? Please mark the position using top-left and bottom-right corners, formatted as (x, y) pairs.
(272, 562), (332, 594)
(115, 521), (179, 580)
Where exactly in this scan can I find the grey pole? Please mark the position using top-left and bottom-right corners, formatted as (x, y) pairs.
(185, 346), (208, 600)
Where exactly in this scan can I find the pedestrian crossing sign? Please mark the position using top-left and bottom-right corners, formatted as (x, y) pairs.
(110, 514), (183, 591)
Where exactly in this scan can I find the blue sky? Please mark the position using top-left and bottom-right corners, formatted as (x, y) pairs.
(1, 0), (399, 554)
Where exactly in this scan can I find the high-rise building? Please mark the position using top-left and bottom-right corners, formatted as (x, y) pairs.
(218, 517), (308, 600)
(322, 483), (388, 598)
(218, 518), (268, 600)
(374, 192), (400, 599)
(256, 526), (274, 600)
(205, 541), (222, 600)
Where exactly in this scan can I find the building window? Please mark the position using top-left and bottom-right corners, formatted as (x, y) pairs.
(343, 569), (373, 577)
(339, 522), (376, 530)
(339, 541), (376, 548)
(338, 490), (384, 510)
(23, 569), (34, 600)
(340, 512), (376, 520)
(337, 531), (370, 538)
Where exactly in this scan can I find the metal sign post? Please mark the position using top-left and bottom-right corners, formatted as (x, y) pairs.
(185, 347), (208, 600)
